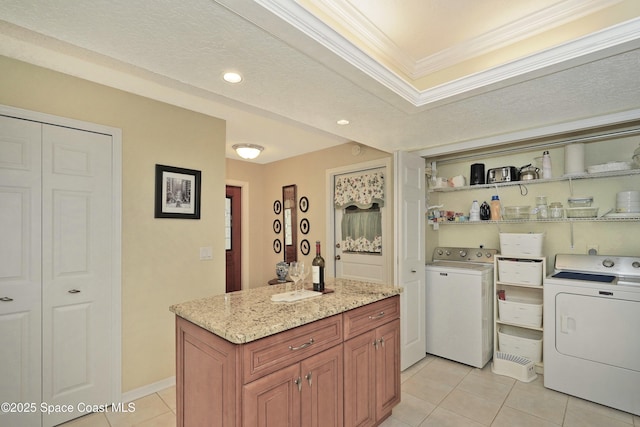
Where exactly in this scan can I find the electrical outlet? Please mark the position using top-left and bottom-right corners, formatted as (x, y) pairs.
(587, 244), (598, 255)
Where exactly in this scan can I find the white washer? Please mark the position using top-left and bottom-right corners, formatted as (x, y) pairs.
(544, 253), (640, 416)
(425, 247), (497, 368)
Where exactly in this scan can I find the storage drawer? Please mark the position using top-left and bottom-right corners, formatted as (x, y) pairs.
(499, 233), (544, 257)
(498, 298), (543, 328)
(242, 314), (342, 383)
(343, 296), (400, 340)
(498, 258), (543, 286)
(498, 325), (543, 363)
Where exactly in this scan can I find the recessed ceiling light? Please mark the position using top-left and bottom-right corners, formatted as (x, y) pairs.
(223, 72), (243, 83)
(337, 119), (350, 125)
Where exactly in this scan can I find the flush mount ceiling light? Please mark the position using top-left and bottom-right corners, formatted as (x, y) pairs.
(337, 119), (350, 125)
(223, 72), (243, 83)
(233, 143), (264, 159)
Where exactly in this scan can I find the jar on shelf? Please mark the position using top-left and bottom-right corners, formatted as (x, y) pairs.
(549, 202), (564, 219)
(536, 196), (548, 219)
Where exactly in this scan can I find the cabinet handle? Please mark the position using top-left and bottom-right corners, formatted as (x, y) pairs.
(305, 372), (312, 387)
(294, 377), (302, 392)
(379, 337), (385, 348)
(373, 340), (379, 349)
(1, 296), (14, 302)
(68, 289), (81, 294)
(289, 338), (314, 351)
(368, 311), (385, 320)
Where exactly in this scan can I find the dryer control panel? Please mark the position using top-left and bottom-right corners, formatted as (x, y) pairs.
(432, 247), (498, 264)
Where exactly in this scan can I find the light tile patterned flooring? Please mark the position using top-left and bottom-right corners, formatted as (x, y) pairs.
(61, 355), (639, 427)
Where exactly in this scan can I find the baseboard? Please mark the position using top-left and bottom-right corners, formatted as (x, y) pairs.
(121, 376), (176, 403)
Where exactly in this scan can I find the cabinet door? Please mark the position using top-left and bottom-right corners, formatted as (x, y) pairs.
(243, 363), (301, 427)
(376, 319), (401, 418)
(300, 345), (343, 427)
(344, 330), (376, 427)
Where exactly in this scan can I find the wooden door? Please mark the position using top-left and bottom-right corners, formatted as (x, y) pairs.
(343, 330), (376, 427)
(300, 345), (343, 427)
(0, 116), (42, 427)
(243, 363), (301, 427)
(226, 186), (242, 292)
(375, 319), (401, 419)
(41, 124), (114, 426)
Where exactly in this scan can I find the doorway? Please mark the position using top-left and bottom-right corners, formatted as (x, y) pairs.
(225, 185), (242, 292)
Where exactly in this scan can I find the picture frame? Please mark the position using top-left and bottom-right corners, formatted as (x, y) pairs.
(274, 200), (282, 214)
(155, 164), (201, 219)
(299, 196), (309, 213)
(300, 218), (310, 235)
(300, 239), (310, 256)
(273, 219), (282, 234)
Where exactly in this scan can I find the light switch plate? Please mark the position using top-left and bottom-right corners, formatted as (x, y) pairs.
(200, 247), (213, 260)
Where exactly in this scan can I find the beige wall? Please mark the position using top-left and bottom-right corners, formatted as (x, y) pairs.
(227, 143), (391, 287)
(0, 56), (227, 392)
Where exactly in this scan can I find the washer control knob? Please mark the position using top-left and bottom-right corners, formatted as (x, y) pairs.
(459, 250), (467, 258)
(436, 249), (443, 256)
(632, 261), (640, 269)
(445, 250), (451, 256)
(602, 259), (615, 268)
(486, 253), (493, 258)
(476, 252), (483, 258)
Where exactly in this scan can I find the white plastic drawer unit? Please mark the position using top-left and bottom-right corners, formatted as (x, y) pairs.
(498, 258), (543, 286)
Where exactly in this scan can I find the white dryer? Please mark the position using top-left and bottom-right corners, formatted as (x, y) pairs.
(425, 247), (497, 368)
(544, 253), (640, 416)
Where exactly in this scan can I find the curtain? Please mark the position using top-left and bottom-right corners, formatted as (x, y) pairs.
(334, 172), (384, 208)
(341, 210), (382, 253)
(335, 171), (385, 253)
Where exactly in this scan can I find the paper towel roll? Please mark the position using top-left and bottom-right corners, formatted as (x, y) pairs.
(564, 143), (586, 176)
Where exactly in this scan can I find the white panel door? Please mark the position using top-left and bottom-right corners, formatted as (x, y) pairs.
(41, 124), (113, 427)
(0, 116), (42, 427)
(394, 151), (426, 370)
(334, 168), (387, 283)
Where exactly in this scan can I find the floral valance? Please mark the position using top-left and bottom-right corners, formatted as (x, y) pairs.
(334, 172), (384, 208)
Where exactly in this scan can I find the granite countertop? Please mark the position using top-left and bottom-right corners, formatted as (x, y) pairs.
(169, 278), (402, 344)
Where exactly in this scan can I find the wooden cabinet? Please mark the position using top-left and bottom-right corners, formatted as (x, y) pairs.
(175, 295), (400, 427)
(343, 299), (401, 426)
(242, 344), (343, 427)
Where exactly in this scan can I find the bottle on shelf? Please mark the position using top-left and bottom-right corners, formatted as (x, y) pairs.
(480, 201), (491, 220)
(490, 195), (502, 220)
(312, 241), (325, 292)
(470, 200), (480, 221)
(542, 150), (552, 179)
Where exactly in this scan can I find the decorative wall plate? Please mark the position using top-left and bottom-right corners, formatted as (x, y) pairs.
(273, 200), (282, 214)
(273, 239), (281, 254)
(300, 218), (310, 235)
(300, 239), (310, 256)
(273, 219), (281, 234)
(299, 196), (309, 213)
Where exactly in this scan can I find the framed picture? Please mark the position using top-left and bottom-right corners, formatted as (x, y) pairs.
(300, 239), (310, 256)
(299, 196), (309, 212)
(273, 219), (282, 234)
(155, 164), (201, 219)
(273, 200), (282, 214)
(300, 218), (310, 235)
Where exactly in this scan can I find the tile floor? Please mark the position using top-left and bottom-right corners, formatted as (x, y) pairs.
(60, 355), (639, 427)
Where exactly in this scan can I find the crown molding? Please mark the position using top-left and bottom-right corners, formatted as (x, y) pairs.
(256, 0), (640, 107)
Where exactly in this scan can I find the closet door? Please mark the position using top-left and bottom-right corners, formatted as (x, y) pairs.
(0, 116), (42, 427)
(41, 124), (113, 426)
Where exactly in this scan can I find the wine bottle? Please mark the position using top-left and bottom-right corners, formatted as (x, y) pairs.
(312, 241), (325, 292)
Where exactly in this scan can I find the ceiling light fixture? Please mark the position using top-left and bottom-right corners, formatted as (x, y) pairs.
(223, 72), (243, 83)
(337, 119), (350, 125)
(233, 143), (264, 159)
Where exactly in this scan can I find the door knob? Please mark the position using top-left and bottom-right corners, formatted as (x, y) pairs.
(68, 289), (81, 294)
(335, 243), (341, 248)
(1, 296), (14, 302)
(335, 255), (341, 260)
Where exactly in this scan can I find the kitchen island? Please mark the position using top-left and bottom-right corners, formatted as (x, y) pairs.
(170, 278), (402, 427)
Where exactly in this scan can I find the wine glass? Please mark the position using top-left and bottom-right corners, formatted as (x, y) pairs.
(297, 263), (307, 293)
(289, 262), (301, 294)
